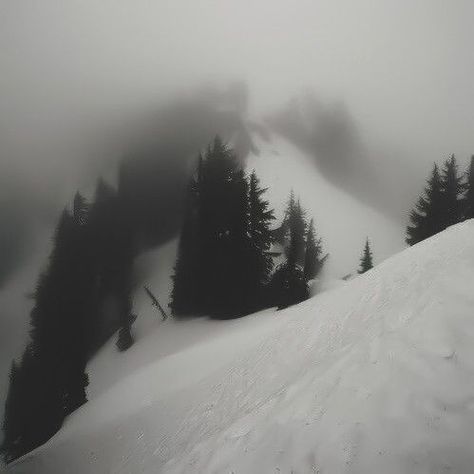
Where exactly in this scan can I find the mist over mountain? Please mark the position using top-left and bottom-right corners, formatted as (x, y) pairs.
(0, 84), (408, 286)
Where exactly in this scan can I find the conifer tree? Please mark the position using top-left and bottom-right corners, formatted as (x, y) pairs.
(464, 155), (474, 219)
(358, 238), (373, 274)
(170, 170), (201, 316)
(247, 171), (275, 309)
(287, 198), (306, 267)
(170, 139), (277, 318)
(406, 164), (444, 245)
(269, 192), (309, 309)
(439, 154), (464, 229)
(303, 219), (327, 281)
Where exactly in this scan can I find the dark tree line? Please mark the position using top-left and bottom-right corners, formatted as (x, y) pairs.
(1, 179), (135, 463)
(171, 138), (327, 317)
(406, 154), (473, 245)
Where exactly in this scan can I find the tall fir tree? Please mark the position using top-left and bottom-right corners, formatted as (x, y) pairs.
(358, 238), (373, 274)
(439, 154), (464, 229)
(464, 155), (474, 219)
(406, 163), (444, 245)
(170, 164), (202, 316)
(170, 139), (277, 318)
(303, 219), (327, 281)
(287, 198), (307, 267)
(407, 156), (466, 246)
(247, 171), (275, 309)
(269, 192), (309, 309)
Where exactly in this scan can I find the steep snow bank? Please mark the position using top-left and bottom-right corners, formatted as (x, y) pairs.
(8, 221), (474, 473)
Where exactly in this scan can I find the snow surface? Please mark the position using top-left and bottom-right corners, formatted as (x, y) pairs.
(8, 220), (474, 473)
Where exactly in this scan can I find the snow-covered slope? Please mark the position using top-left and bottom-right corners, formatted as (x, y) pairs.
(8, 220), (474, 473)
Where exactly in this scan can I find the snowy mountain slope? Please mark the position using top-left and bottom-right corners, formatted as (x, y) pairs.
(8, 220), (474, 473)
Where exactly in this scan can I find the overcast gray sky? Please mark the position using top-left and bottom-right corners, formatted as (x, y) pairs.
(2, 0), (474, 166)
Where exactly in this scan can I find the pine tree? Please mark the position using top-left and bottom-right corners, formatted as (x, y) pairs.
(170, 169), (201, 316)
(439, 154), (464, 229)
(247, 171), (275, 309)
(170, 139), (277, 318)
(287, 198), (306, 267)
(227, 167), (251, 314)
(358, 238), (373, 274)
(407, 156), (466, 246)
(303, 219), (327, 281)
(464, 155), (474, 219)
(406, 164), (444, 245)
(269, 192), (309, 309)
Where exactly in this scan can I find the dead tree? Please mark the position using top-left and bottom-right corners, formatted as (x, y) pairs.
(144, 285), (168, 321)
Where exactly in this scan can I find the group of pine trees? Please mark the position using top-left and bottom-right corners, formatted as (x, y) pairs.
(170, 137), (327, 318)
(1, 180), (135, 463)
(406, 155), (474, 245)
(269, 192), (328, 309)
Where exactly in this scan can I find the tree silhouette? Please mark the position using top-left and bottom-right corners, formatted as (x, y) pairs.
(464, 155), (474, 219)
(439, 154), (464, 229)
(407, 156), (465, 246)
(406, 164), (444, 245)
(358, 238), (373, 274)
(287, 198), (306, 267)
(170, 169), (202, 316)
(269, 192), (309, 309)
(303, 218), (327, 281)
(171, 139), (276, 318)
(247, 171), (275, 310)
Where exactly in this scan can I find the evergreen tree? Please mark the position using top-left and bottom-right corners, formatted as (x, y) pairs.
(406, 164), (444, 245)
(303, 219), (327, 281)
(269, 192), (309, 309)
(199, 137), (247, 317)
(287, 198), (306, 267)
(439, 154), (464, 229)
(358, 238), (373, 274)
(170, 139), (276, 318)
(464, 155), (474, 219)
(407, 156), (465, 246)
(227, 168), (251, 314)
(247, 171), (275, 309)
(170, 169), (201, 316)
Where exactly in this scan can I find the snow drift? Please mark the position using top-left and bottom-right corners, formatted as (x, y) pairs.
(8, 221), (474, 473)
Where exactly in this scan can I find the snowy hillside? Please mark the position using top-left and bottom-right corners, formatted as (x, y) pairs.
(8, 220), (474, 473)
